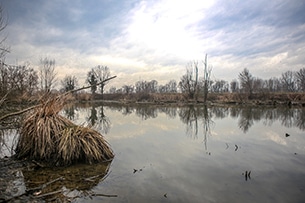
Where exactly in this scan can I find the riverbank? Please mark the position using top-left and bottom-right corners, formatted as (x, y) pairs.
(82, 92), (305, 108)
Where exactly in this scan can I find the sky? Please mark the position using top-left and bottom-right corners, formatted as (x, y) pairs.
(1, 0), (305, 90)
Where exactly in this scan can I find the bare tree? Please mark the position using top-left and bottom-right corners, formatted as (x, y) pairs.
(230, 79), (239, 93)
(39, 57), (56, 92)
(0, 63), (38, 97)
(135, 80), (158, 93)
(109, 86), (116, 94)
(61, 75), (78, 92)
(202, 54), (212, 103)
(179, 61), (199, 100)
(0, 6), (10, 60)
(94, 65), (110, 97)
(281, 70), (296, 92)
(264, 77), (280, 92)
(87, 69), (97, 94)
(295, 68), (305, 92)
(212, 80), (228, 93)
(253, 78), (264, 93)
(149, 80), (158, 93)
(239, 68), (254, 98)
(122, 85), (134, 94)
(166, 80), (177, 93)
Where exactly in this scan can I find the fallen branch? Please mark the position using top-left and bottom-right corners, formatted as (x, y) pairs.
(0, 105), (40, 121)
(2, 177), (64, 202)
(0, 92), (8, 106)
(66, 75), (117, 95)
(35, 190), (62, 199)
(0, 76), (117, 121)
(27, 177), (64, 193)
(91, 193), (118, 198)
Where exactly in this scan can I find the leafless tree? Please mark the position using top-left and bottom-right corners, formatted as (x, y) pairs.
(211, 80), (228, 93)
(61, 75), (78, 92)
(158, 80), (177, 93)
(239, 68), (254, 98)
(135, 80), (158, 93)
(202, 54), (212, 103)
(264, 77), (280, 92)
(230, 79), (239, 93)
(0, 63), (38, 97)
(253, 78), (264, 93)
(149, 80), (158, 93)
(179, 61), (199, 100)
(122, 85), (134, 94)
(281, 70), (296, 92)
(295, 68), (305, 92)
(94, 65), (110, 96)
(87, 68), (97, 94)
(39, 57), (56, 92)
(167, 80), (177, 93)
(109, 86), (116, 94)
(0, 6), (10, 60)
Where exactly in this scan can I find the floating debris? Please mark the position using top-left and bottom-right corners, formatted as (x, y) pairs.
(133, 167), (144, 173)
(243, 170), (251, 181)
(235, 144), (239, 151)
(285, 133), (290, 137)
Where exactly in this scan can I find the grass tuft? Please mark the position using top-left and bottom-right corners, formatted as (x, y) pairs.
(15, 96), (114, 166)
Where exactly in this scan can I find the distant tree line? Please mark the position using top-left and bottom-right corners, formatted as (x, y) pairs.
(1, 54), (305, 102)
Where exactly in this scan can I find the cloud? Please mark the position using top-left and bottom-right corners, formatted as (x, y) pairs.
(1, 0), (305, 89)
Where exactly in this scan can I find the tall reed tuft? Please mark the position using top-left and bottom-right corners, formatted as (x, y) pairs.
(15, 96), (114, 166)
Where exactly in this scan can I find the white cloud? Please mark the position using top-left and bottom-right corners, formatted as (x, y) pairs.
(1, 0), (305, 90)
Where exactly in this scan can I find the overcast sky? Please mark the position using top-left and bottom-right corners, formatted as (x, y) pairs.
(1, 0), (305, 90)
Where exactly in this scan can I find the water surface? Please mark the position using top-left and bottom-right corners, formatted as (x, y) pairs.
(1, 104), (305, 202)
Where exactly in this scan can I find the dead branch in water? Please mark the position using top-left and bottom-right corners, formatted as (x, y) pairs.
(3, 177), (64, 202)
(27, 177), (65, 193)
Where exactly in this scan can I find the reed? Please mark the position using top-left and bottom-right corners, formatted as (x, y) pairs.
(15, 96), (114, 166)
(56, 125), (114, 165)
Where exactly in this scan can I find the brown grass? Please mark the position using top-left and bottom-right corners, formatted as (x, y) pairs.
(15, 96), (114, 166)
(57, 125), (114, 165)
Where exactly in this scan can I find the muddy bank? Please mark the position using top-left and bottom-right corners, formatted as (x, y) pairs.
(0, 157), (38, 202)
(0, 157), (113, 202)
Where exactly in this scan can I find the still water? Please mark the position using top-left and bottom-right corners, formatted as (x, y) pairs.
(2, 103), (305, 202)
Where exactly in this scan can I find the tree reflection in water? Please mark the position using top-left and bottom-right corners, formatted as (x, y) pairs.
(238, 108), (255, 133)
(98, 106), (111, 134)
(62, 104), (111, 134)
(295, 110), (305, 130)
(62, 104), (305, 135)
(87, 106), (98, 126)
(178, 105), (214, 150)
(135, 106), (158, 120)
(86, 106), (111, 134)
(158, 106), (177, 119)
(0, 129), (18, 158)
(63, 105), (78, 121)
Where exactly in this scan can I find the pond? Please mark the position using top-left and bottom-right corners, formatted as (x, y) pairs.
(1, 103), (305, 202)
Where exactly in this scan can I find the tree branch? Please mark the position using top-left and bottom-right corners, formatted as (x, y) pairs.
(0, 76), (117, 121)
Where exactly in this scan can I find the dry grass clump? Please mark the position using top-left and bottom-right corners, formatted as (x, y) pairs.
(15, 96), (114, 166)
(57, 126), (114, 166)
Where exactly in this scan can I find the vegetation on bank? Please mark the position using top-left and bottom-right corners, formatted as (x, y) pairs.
(75, 91), (305, 107)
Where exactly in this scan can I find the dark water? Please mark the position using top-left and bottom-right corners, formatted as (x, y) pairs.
(1, 104), (305, 202)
